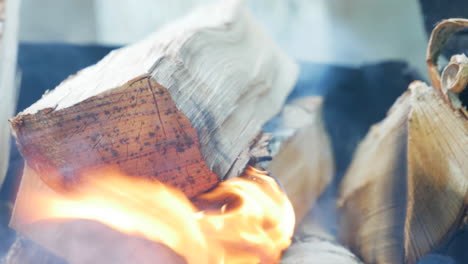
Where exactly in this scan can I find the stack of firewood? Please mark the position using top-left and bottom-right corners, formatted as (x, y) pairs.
(2, 0), (467, 263)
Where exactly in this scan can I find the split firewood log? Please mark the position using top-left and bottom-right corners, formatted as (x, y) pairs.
(9, 0), (298, 198)
(338, 19), (468, 264)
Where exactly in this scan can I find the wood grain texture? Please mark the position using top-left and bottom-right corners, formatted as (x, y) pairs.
(11, 75), (218, 197)
(338, 91), (411, 264)
(10, 0), (297, 195)
(405, 82), (468, 264)
(338, 81), (468, 264)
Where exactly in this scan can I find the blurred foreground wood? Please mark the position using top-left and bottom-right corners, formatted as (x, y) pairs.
(281, 212), (362, 264)
(338, 19), (468, 264)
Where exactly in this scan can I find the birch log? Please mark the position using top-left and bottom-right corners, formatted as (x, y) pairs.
(338, 19), (468, 264)
(9, 0), (298, 197)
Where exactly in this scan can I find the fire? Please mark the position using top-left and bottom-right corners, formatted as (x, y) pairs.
(23, 166), (295, 264)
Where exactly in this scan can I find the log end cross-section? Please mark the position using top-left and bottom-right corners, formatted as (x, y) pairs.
(11, 75), (218, 198)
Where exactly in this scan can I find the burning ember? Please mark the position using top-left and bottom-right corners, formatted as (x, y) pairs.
(21, 166), (295, 264)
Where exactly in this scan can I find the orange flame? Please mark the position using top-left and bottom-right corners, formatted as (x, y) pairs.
(24, 166), (295, 263)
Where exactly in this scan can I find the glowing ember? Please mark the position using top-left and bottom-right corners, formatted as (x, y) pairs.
(24, 166), (295, 264)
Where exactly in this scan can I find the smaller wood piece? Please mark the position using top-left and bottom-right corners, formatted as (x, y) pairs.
(268, 97), (334, 225)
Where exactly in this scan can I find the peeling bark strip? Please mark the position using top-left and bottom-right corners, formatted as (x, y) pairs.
(9, 0), (298, 197)
(11, 75), (218, 197)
